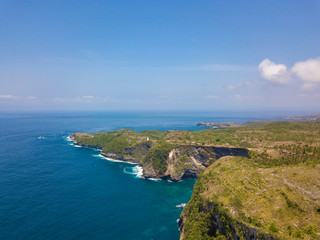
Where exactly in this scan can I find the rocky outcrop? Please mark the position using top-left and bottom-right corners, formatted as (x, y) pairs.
(142, 146), (249, 181)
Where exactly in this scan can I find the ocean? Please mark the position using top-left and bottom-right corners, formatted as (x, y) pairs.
(0, 111), (281, 239)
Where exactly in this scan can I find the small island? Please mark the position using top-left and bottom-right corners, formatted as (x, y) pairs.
(71, 120), (320, 239)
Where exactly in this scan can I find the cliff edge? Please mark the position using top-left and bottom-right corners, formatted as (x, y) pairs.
(70, 130), (248, 181)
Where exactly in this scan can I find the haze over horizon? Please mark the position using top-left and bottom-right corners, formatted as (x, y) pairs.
(1, 1), (320, 112)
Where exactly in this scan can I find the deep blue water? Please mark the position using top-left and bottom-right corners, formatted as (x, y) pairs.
(0, 111), (281, 240)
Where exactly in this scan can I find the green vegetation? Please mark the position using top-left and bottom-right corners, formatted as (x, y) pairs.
(182, 174), (236, 240)
(269, 223), (279, 233)
(142, 142), (177, 174)
(74, 129), (140, 150)
(140, 130), (168, 140)
(73, 121), (320, 169)
(180, 156), (320, 239)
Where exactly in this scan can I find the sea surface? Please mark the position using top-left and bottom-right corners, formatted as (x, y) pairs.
(0, 111), (281, 240)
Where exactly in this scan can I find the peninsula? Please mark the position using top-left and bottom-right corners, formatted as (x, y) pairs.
(70, 120), (320, 239)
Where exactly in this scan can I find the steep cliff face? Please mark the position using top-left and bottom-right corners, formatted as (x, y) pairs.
(142, 146), (249, 181)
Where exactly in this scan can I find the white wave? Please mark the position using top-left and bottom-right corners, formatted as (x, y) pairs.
(135, 165), (143, 178)
(38, 136), (46, 139)
(93, 148), (101, 152)
(123, 165), (143, 178)
(96, 154), (136, 164)
(147, 177), (162, 182)
(64, 135), (77, 147)
(65, 136), (72, 141)
(176, 203), (186, 208)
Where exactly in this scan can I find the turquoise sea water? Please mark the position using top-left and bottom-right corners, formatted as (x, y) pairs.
(0, 112), (281, 239)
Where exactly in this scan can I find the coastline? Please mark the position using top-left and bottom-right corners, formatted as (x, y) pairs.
(69, 135), (148, 180)
(69, 135), (166, 181)
(98, 153), (137, 165)
(69, 135), (138, 164)
(68, 132), (250, 182)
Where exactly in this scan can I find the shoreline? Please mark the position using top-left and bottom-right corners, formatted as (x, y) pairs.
(68, 135), (150, 180)
(97, 153), (137, 165)
(68, 134), (198, 182)
(69, 135), (138, 165)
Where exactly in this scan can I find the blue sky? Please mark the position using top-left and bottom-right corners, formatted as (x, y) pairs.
(1, 0), (320, 112)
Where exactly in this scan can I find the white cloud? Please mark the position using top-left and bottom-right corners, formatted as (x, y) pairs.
(232, 94), (259, 100)
(206, 95), (220, 99)
(81, 95), (95, 99)
(52, 96), (112, 103)
(0, 95), (37, 100)
(259, 57), (320, 90)
(73, 96), (95, 103)
(27, 96), (37, 100)
(292, 57), (320, 90)
(0, 94), (21, 99)
(0, 95), (40, 106)
(259, 59), (290, 84)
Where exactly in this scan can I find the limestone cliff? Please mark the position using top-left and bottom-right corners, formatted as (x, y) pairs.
(70, 131), (248, 181)
(142, 146), (248, 181)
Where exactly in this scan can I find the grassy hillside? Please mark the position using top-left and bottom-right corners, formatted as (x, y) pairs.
(180, 156), (320, 239)
(179, 121), (320, 240)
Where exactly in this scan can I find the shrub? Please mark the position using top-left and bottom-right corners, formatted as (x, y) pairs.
(269, 223), (279, 233)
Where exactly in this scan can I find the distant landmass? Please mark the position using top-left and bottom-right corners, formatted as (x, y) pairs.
(196, 120), (270, 129)
(280, 114), (320, 120)
(71, 120), (320, 239)
(196, 122), (243, 129)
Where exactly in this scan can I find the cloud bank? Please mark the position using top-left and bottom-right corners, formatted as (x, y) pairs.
(0, 95), (37, 101)
(0, 94), (21, 99)
(259, 57), (320, 90)
(52, 96), (113, 103)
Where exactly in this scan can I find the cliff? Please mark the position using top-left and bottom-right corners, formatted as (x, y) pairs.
(70, 130), (248, 181)
(142, 145), (248, 181)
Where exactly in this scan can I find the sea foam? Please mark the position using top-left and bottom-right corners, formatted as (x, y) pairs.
(97, 154), (136, 164)
(123, 165), (143, 178)
(176, 203), (186, 208)
(65, 136), (72, 141)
